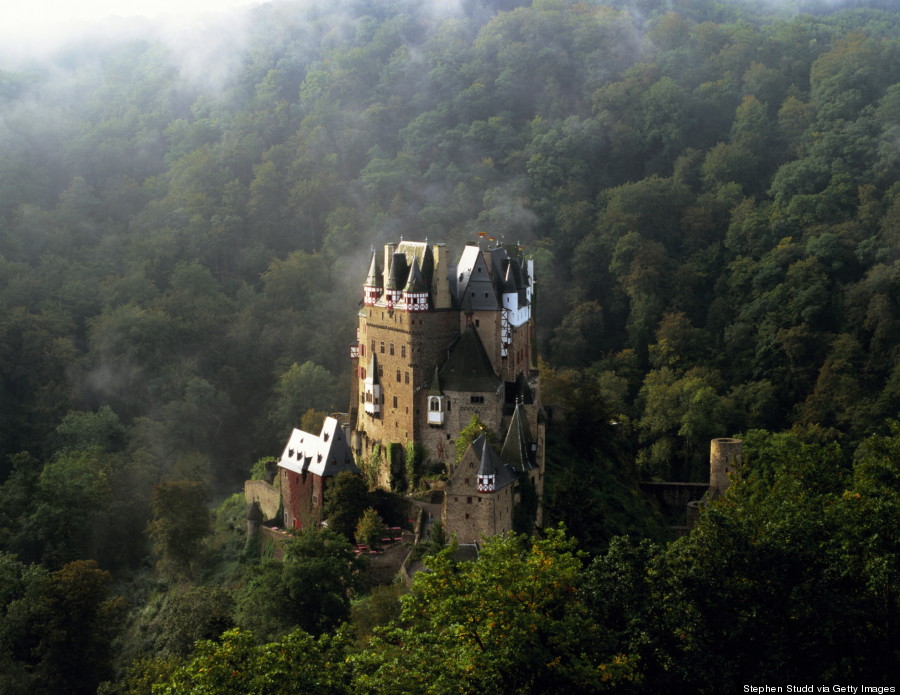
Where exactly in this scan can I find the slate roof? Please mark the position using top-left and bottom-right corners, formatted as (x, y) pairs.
(277, 417), (358, 478)
(365, 247), (382, 287)
(500, 400), (537, 472)
(396, 240), (435, 287)
(455, 244), (499, 310)
(439, 326), (501, 392)
(386, 253), (408, 290)
(427, 366), (443, 396)
(472, 434), (518, 491)
(404, 255), (427, 293)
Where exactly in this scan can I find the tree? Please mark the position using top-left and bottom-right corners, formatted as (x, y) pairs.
(352, 528), (638, 693)
(0, 560), (124, 695)
(235, 528), (365, 641)
(268, 361), (338, 434)
(323, 471), (370, 541)
(454, 415), (497, 464)
(155, 628), (352, 695)
(355, 508), (385, 549)
(51, 406), (126, 454)
(147, 481), (212, 579)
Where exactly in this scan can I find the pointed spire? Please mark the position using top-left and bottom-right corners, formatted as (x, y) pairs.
(500, 400), (536, 472)
(428, 366), (442, 396)
(365, 246), (382, 288)
(404, 255), (427, 292)
(386, 252), (407, 291)
(477, 435), (497, 477)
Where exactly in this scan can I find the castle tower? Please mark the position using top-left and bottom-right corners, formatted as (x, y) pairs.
(709, 437), (742, 499)
(476, 439), (497, 493)
(363, 247), (382, 306)
(352, 239), (543, 513)
(401, 256), (429, 311)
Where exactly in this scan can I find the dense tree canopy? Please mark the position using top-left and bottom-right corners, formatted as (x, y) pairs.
(0, 0), (897, 690)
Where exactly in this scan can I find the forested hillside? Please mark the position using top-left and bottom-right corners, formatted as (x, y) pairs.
(0, 0), (898, 691)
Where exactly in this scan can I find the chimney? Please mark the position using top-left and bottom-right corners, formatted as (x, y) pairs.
(432, 242), (451, 309)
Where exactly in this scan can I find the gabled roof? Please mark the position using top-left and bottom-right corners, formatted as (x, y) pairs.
(455, 244), (499, 310)
(473, 434), (517, 491)
(500, 401), (537, 472)
(439, 326), (501, 393)
(277, 416), (358, 478)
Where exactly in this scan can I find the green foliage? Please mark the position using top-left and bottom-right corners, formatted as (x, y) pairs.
(354, 508), (385, 549)
(154, 627), (353, 695)
(358, 444), (381, 489)
(541, 362), (665, 553)
(249, 457), (277, 483)
(323, 471), (370, 541)
(147, 481), (212, 579)
(267, 361), (338, 435)
(352, 528), (638, 693)
(350, 582), (406, 644)
(404, 441), (426, 491)
(0, 559), (125, 695)
(52, 406), (126, 454)
(1, 1), (900, 689)
(454, 415), (497, 464)
(234, 527), (366, 642)
(583, 426), (900, 691)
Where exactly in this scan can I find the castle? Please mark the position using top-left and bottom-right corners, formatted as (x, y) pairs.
(268, 238), (545, 543)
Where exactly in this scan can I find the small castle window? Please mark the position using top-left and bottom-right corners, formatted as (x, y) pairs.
(390, 342), (394, 355)
(396, 370), (401, 382)
(393, 396), (398, 408)
(405, 371), (409, 384)
(470, 396), (484, 404)
(467, 497), (472, 504)
(401, 345), (406, 358)
(380, 341), (385, 354)
(378, 365), (383, 377)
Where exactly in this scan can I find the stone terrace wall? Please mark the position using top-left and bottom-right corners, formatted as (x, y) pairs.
(244, 480), (281, 521)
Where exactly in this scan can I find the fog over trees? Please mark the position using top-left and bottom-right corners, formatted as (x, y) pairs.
(0, 0), (897, 692)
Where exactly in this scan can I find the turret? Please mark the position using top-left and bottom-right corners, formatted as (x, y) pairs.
(363, 247), (382, 306)
(475, 435), (497, 493)
(402, 256), (429, 311)
(384, 252), (406, 308)
(709, 437), (742, 499)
